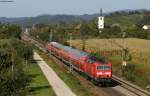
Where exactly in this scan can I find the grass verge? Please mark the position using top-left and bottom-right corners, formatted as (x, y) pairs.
(26, 62), (56, 96)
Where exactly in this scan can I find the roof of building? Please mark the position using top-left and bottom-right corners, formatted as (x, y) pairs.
(143, 25), (150, 29)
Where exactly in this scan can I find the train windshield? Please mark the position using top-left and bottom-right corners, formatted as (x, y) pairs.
(97, 66), (103, 70)
(104, 66), (111, 70)
(97, 66), (111, 70)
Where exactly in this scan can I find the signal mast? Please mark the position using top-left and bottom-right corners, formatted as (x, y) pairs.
(98, 8), (104, 33)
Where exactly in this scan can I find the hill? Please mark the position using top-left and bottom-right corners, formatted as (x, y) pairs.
(0, 14), (98, 26)
(0, 9), (149, 27)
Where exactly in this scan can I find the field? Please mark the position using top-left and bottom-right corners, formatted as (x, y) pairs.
(26, 62), (56, 96)
(69, 38), (150, 61)
(70, 38), (150, 52)
(69, 38), (150, 91)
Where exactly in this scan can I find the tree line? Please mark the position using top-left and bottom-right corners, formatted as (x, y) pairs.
(29, 13), (150, 44)
(0, 24), (33, 96)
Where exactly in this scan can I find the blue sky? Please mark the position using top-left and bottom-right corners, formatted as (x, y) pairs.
(0, 0), (150, 17)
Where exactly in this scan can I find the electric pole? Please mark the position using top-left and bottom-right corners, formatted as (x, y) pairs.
(69, 32), (73, 73)
(49, 30), (53, 57)
(122, 32), (127, 66)
(69, 32), (72, 48)
(121, 32), (127, 76)
(49, 30), (53, 43)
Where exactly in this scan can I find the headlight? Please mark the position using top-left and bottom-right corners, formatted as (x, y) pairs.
(97, 72), (103, 75)
(105, 72), (111, 75)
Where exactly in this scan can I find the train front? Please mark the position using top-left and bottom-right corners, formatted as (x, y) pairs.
(87, 56), (112, 83)
(96, 63), (112, 82)
(94, 59), (112, 83)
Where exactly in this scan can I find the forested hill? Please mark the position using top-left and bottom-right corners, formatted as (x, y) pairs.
(0, 9), (150, 26)
(0, 14), (98, 26)
(104, 9), (150, 29)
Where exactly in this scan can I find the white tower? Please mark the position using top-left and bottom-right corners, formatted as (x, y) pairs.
(25, 28), (29, 35)
(98, 9), (104, 30)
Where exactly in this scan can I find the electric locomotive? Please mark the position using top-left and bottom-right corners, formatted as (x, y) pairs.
(46, 42), (112, 83)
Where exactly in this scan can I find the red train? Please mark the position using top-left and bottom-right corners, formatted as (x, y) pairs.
(46, 42), (112, 84)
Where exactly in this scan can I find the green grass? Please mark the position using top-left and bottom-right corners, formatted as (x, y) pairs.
(26, 62), (56, 96)
(37, 50), (102, 96)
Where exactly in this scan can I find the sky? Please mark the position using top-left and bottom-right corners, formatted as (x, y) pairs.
(0, 0), (150, 17)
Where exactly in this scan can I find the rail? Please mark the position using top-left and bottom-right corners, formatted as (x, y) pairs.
(113, 75), (150, 96)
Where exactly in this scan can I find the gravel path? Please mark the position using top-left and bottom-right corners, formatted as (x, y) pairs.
(34, 52), (76, 96)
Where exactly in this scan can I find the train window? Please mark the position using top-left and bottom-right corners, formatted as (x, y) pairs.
(88, 56), (107, 64)
(97, 66), (103, 70)
(104, 66), (110, 70)
(87, 58), (95, 64)
(97, 66), (110, 70)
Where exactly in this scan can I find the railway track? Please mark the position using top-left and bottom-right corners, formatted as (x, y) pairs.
(21, 33), (150, 96)
(113, 75), (150, 96)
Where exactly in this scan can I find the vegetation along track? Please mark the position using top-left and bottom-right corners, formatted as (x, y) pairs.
(21, 33), (150, 96)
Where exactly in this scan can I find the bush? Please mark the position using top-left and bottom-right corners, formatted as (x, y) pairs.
(123, 63), (136, 82)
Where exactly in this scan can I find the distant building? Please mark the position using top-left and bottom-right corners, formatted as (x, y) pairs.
(142, 25), (150, 30)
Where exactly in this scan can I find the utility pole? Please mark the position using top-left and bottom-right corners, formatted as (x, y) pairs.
(121, 32), (127, 76)
(122, 32), (127, 66)
(69, 32), (72, 48)
(81, 36), (86, 51)
(69, 32), (73, 73)
(123, 32), (126, 50)
(49, 30), (53, 57)
(49, 30), (53, 43)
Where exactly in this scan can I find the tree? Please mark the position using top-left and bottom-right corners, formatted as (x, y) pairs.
(0, 24), (21, 39)
(80, 22), (90, 51)
(0, 39), (32, 96)
(138, 15), (150, 27)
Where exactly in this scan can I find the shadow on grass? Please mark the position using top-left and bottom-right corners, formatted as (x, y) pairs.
(28, 72), (50, 95)
(28, 74), (40, 78)
(28, 85), (50, 95)
(31, 59), (41, 63)
(29, 85), (50, 92)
